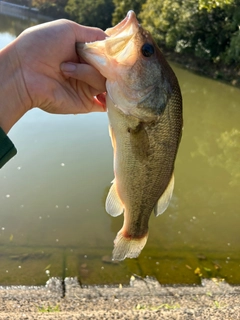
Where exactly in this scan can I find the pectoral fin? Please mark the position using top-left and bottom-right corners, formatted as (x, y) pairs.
(105, 181), (124, 217)
(154, 174), (175, 217)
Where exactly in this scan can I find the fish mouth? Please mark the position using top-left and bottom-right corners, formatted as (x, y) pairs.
(105, 10), (139, 38)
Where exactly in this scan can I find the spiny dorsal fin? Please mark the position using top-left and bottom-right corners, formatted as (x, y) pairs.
(105, 181), (124, 217)
(112, 229), (148, 261)
(154, 174), (175, 217)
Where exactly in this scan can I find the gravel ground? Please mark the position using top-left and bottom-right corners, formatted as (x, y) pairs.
(0, 277), (239, 319)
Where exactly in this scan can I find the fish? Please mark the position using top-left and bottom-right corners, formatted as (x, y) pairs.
(76, 11), (183, 261)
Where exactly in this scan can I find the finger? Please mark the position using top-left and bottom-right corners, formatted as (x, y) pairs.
(61, 62), (106, 93)
(73, 95), (106, 114)
(72, 22), (106, 42)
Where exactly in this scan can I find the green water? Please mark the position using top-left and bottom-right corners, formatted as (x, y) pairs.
(0, 13), (240, 286)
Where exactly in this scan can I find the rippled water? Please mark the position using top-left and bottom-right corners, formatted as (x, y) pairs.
(0, 12), (240, 286)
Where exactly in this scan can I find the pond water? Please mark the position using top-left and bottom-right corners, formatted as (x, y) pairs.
(0, 12), (240, 286)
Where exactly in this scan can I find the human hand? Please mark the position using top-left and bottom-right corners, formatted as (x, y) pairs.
(16, 19), (106, 114)
(0, 19), (106, 133)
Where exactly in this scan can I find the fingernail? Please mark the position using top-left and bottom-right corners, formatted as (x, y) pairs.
(61, 62), (76, 72)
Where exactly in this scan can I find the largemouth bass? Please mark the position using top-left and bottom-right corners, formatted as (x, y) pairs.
(77, 11), (183, 260)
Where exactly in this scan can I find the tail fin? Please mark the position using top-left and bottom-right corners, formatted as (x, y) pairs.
(112, 230), (148, 261)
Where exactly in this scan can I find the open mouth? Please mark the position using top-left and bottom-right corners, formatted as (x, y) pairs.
(105, 11), (139, 37)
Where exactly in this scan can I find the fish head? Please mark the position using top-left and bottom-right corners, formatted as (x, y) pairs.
(77, 11), (175, 120)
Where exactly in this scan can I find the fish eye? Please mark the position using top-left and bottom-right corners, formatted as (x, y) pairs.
(141, 43), (154, 57)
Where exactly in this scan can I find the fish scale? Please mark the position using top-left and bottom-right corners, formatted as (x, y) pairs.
(77, 11), (183, 260)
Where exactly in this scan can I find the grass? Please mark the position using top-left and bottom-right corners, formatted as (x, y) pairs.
(135, 303), (180, 311)
(37, 304), (60, 313)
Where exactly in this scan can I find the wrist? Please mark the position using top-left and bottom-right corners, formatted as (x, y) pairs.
(0, 40), (31, 133)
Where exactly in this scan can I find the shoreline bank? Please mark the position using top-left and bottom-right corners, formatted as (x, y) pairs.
(164, 49), (240, 89)
(0, 277), (239, 319)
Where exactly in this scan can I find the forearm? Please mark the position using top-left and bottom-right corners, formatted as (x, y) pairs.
(0, 40), (31, 134)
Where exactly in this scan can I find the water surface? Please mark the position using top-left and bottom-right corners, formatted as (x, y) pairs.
(0, 12), (240, 286)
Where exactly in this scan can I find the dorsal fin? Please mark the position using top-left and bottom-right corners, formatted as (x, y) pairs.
(154, 174), (174, 217)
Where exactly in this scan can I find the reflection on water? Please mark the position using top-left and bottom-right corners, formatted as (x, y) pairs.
(192, 128), (240, 187)
(0, 13), (240, 286)
(0, 10), (50, 40)
(0, 31), (15, 47)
